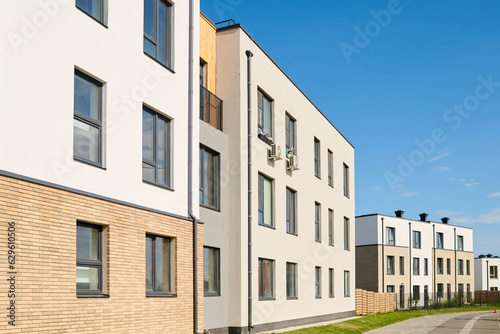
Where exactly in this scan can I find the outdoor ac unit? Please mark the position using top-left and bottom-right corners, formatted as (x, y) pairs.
(268, 144), (282, 160)
(288, 155), (299, 170)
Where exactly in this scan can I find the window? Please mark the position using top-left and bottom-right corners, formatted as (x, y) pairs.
(413, 285), (420, 299)
(258, 174), (274, 227)
(258, 258), (274, 299)
(344, 271), (350, 297)
(424, 285), (429, 300)
(386, 227), (395, 246)
(436, 232), (443, 249)
(314, 138), (321, 178)
(343, 217), (350, 250)
(315, 267), (322, 298)
(329, 268), (334, 298)
(466, 260), (470, 275)
(143, 107), (171, 188)
(146, 235), (173, 296)
(286, 188), (297, 235)
(203, 247), (220, 296)
(458, 283), (464, 296)
(387, 256), (395, 275)
(447, 258), (451, 275)
(413, 231), (421, 249)
(399, 285), (405, 308)
(413, 258), (420, 275)
(491, 287), (499, 291)
(424, 258), (428, 276)
(143, 0), (173, 68)
(437, 283), (443, 298)
(457, 235), (463, 251)
(458, 259), (464, 275)
(328, 209), (334, 246)
(437, 258), (443, 274)
(74, 70), (103, 166)
(257, 90), (273, 138)
(200, 60), (207, 87)
(315, 202), (321, 242)
(399, 256), (404, 275)
(327, 150), (333, 187)
(491, 265), (498, 279)
(343, 163), (350, 197)
(447, 283), (451, 301)
(76, 0), (105, 23)
(199, 146), (220, 210)
(285, 113), (296, 155)
(76, 222), (104, 296)
(387, 285), (394, 293)
(467, 284), (470, 298)
(286, 262), (297, 299)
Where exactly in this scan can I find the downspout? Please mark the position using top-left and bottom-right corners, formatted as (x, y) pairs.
(409, 222), (412, 301)
(486, 260), (489, 291)
(187, 0), (200, 332)
(381, 217), (385, 293)
(246, 50), (254, 333)
(454, 228), (457, 296)
(433, 224), (436, 302)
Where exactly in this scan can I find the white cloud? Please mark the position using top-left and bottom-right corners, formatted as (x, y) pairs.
(465, 182), (479, 190)
(401, 192), (417, 198)
(488, 192), (500, 198)
(433, 166), (452, 173)
(427, 152), (451, 163)
(448, 176), (480, 190)
(454, 207), (500, 224)
(436, 209), (466, 217)
(374, 187), (381, 191)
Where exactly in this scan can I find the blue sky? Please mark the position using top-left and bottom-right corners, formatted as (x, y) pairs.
(201, 0), (500, 256)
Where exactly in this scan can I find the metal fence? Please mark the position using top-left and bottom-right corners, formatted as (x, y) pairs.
(393, 292), (474, 310)
(200, 85), (223, 131)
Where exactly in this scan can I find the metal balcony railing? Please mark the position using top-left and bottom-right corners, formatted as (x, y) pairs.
(200, 85), (223, 131)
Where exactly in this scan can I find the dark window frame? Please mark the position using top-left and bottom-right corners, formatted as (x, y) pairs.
(327, 149), (333, 187)
(328, 209), (334, 246)
(344, 217), (350, 251)
(257, 89), (273, 139)
(286, 262), (298, 299)
(203, 246), (220, 297)
(76, 0), (107, 26)
(399, 256), (405, 275)
(314, 138), (321, 178)
(387, 256), (395, 275)
(344, 270), (350, 297)
(258, 258), (275, 300)
(457, 235), (464, 251)
(458, 259), (464, 275)
(436, 232), (444, 249)
(424, 258), (428, 276)
(146, 234), (175, 297)
(199, 145), (220, 211)
(386, 227), (396, 246)
(413, 230), (421, 249)
(285, 113), (296, 155)
(258, 173), (274, 228)
(447, 258), (451, 275)
(343, 163), (350, 198)
(286, 187), (297, 235)
(437, 258), (443, 274)
(76, 222), (104, 297)
(143, 0), (174, 69)
(329, 268), (334, 298)
(413, 257), (420, 275)
(315, 202), (321, 243)
(315, 266), (322, 299)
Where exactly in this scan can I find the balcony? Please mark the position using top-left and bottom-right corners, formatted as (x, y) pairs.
(200, 85), (223, 131)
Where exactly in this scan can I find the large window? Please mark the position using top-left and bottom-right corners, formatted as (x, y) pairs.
(76, 0), (105, 23)
(328, 209), (334, 246)
(343, 163), (350, 197)
(315, 202), (321, 242)
(258, 258), (274, 299)
(467, 260), (470, 275)
(344, 217), (350, 250)
(285, 113), (296, 155)
(314, 138), (321, 178)
(491, 265), (498, 279)
(447, 258), (451, 275)
(436, 232), (444, 249)
(437, 283), (443, 298)
(413, 258), (420, 275)
(315, 267), (322, 298)
(143, 106), (171, 188)
(387, 256), (395, 275)
(437, 258), (443, 274)
(328, 150), (333, 187)
(143, 0), (172, 68)
(203, 247), (220, 296)
(329, 268), (334, 298)
(413, 231), (421, 249)
(458, 259), (464, 275)
(258, 174), (274, 227)
(413, 285), (420, 299)
(399, 256), (404, 275)
(257, 90), (273, 138)
(457, 235), (464, 251)
(286, 262), (297, 299)
(146, 235), (173, 296)
(386, 227), (395, 246)
(76, 222), (104, 296)
(424, 258), (428, 276)
(286, 188), (296, 235)
(344, 271), (350, 297)
(74, 70), (103, 166)
(199, 146), (220, 210)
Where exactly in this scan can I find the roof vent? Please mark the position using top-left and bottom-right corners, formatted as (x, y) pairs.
(441, 217), (450, 224)
(419, 213), (428, 222)
(487, 254), (493, 258)
(479, 255), (485, 258)
(395, 210), (404, 218)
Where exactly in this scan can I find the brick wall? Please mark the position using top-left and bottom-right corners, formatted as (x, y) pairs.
(355, 289), (395, 315)
(0, 174), (203, 333)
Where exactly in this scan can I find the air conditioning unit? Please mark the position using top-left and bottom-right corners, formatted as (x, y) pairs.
(287, 155), (299, 170)
(268, 144), (282, 160)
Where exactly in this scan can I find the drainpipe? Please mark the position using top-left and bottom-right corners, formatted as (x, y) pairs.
(433, 224), (436, 302)
(409, 222), (412, 302)
(187, 0), (201, 332)
(486, 260), (489, 291)
(381, 217), (385, 293)
(454, 228), (457, 296)
(246, 50), (254, 333)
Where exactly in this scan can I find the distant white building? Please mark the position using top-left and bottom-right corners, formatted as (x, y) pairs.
(474, 255), (500, 291)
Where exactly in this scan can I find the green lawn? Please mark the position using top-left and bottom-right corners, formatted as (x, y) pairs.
(277, 306), (496, 334)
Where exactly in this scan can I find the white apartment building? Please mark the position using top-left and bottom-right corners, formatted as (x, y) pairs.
(356, 211), (474, 307)
(1, 1), (203, 333)
(200, 19), (356, 333)
(474, 255), (500, 291)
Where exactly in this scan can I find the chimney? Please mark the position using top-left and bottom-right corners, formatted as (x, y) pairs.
(441, 217), (450, 224)
(487, 254), (493, 258)
(395, 210), (404, 218)
(479, 255), (485, 258)
(419, 213), (428, 222)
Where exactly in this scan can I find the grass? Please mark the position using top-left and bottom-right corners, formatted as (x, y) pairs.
(276, 305), (496, 334)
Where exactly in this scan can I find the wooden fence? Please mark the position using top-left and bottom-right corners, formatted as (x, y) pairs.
(355, 289), (395, 315)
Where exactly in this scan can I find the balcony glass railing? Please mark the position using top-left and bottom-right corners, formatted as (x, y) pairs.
(200, 85), (223, 131)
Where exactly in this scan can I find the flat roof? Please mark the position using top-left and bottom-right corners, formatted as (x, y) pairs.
(355, 213), (473, 230)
